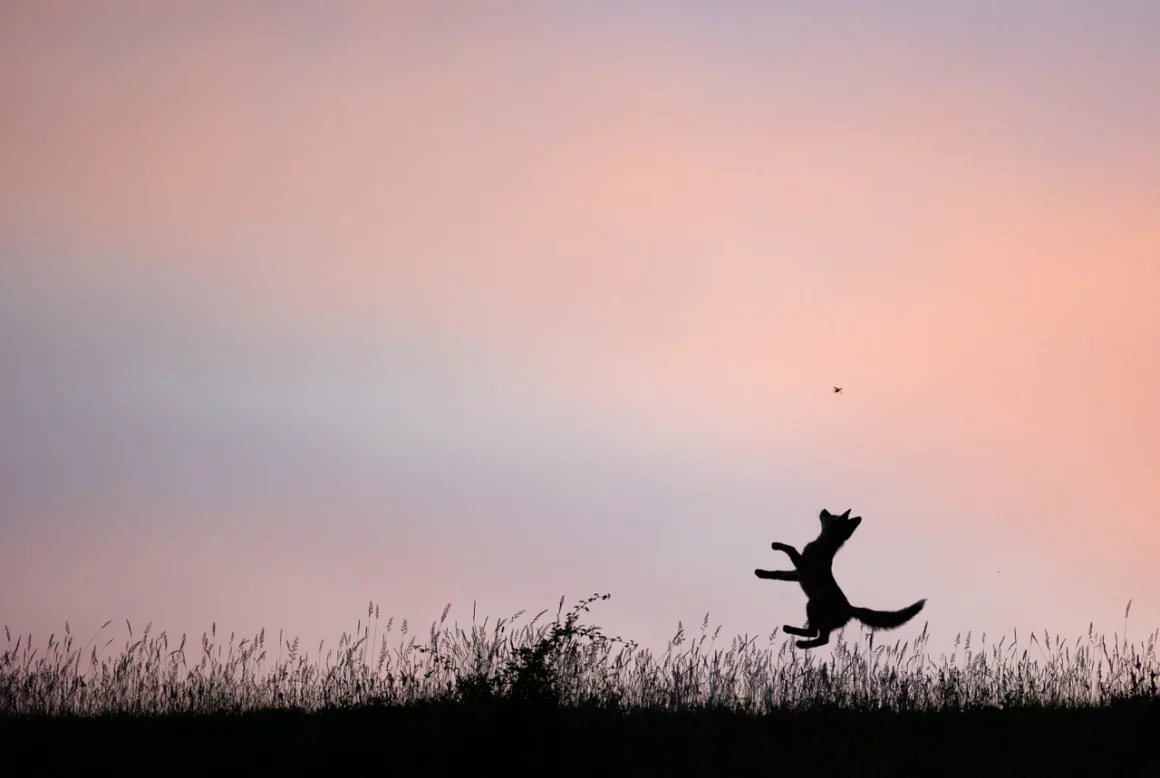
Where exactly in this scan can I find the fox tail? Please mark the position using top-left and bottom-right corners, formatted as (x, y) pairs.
(850, 599), (926, 630)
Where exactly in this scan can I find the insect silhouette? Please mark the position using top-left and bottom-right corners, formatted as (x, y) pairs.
(833, 386), (843, 394)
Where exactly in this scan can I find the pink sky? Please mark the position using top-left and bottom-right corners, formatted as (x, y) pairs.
(2, 3), (1159, 662)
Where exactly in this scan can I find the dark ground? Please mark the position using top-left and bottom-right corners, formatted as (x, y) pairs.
(4, 698), (1159, 775)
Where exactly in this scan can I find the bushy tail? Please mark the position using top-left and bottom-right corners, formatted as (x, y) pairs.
(850, 599), (926, 630)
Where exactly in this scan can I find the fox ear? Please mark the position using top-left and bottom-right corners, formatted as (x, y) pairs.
(840, 509), (851, 519)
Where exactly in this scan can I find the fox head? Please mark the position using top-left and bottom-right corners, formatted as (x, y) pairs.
(817, 508), (862, 548)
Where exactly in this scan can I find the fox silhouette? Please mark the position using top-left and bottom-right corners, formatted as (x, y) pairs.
(754, 508), (926, 649)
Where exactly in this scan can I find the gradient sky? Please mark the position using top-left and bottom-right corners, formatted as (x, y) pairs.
(3, 2), (1159, 663)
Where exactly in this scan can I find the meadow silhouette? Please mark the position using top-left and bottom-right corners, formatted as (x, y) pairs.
(3, 588), (1158, 773)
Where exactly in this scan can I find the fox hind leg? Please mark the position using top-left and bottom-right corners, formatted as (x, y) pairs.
(782, 624), (815, 637)
(795, 628), (832, 649)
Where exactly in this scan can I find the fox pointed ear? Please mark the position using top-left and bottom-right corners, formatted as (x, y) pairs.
(840, 509), (851, 519)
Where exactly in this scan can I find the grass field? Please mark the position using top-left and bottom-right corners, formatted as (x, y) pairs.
(3, 594), (1158, 774)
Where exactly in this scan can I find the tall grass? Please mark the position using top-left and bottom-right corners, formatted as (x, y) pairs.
(2, 594), (1156, 717)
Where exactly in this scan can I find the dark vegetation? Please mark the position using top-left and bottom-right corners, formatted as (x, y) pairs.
(3, 594), (1158, 774)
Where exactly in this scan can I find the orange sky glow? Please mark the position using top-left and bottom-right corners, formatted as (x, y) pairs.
(2, 3), (1159, 661)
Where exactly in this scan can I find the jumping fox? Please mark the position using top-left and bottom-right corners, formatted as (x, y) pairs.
(754, 508), (926, 649)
